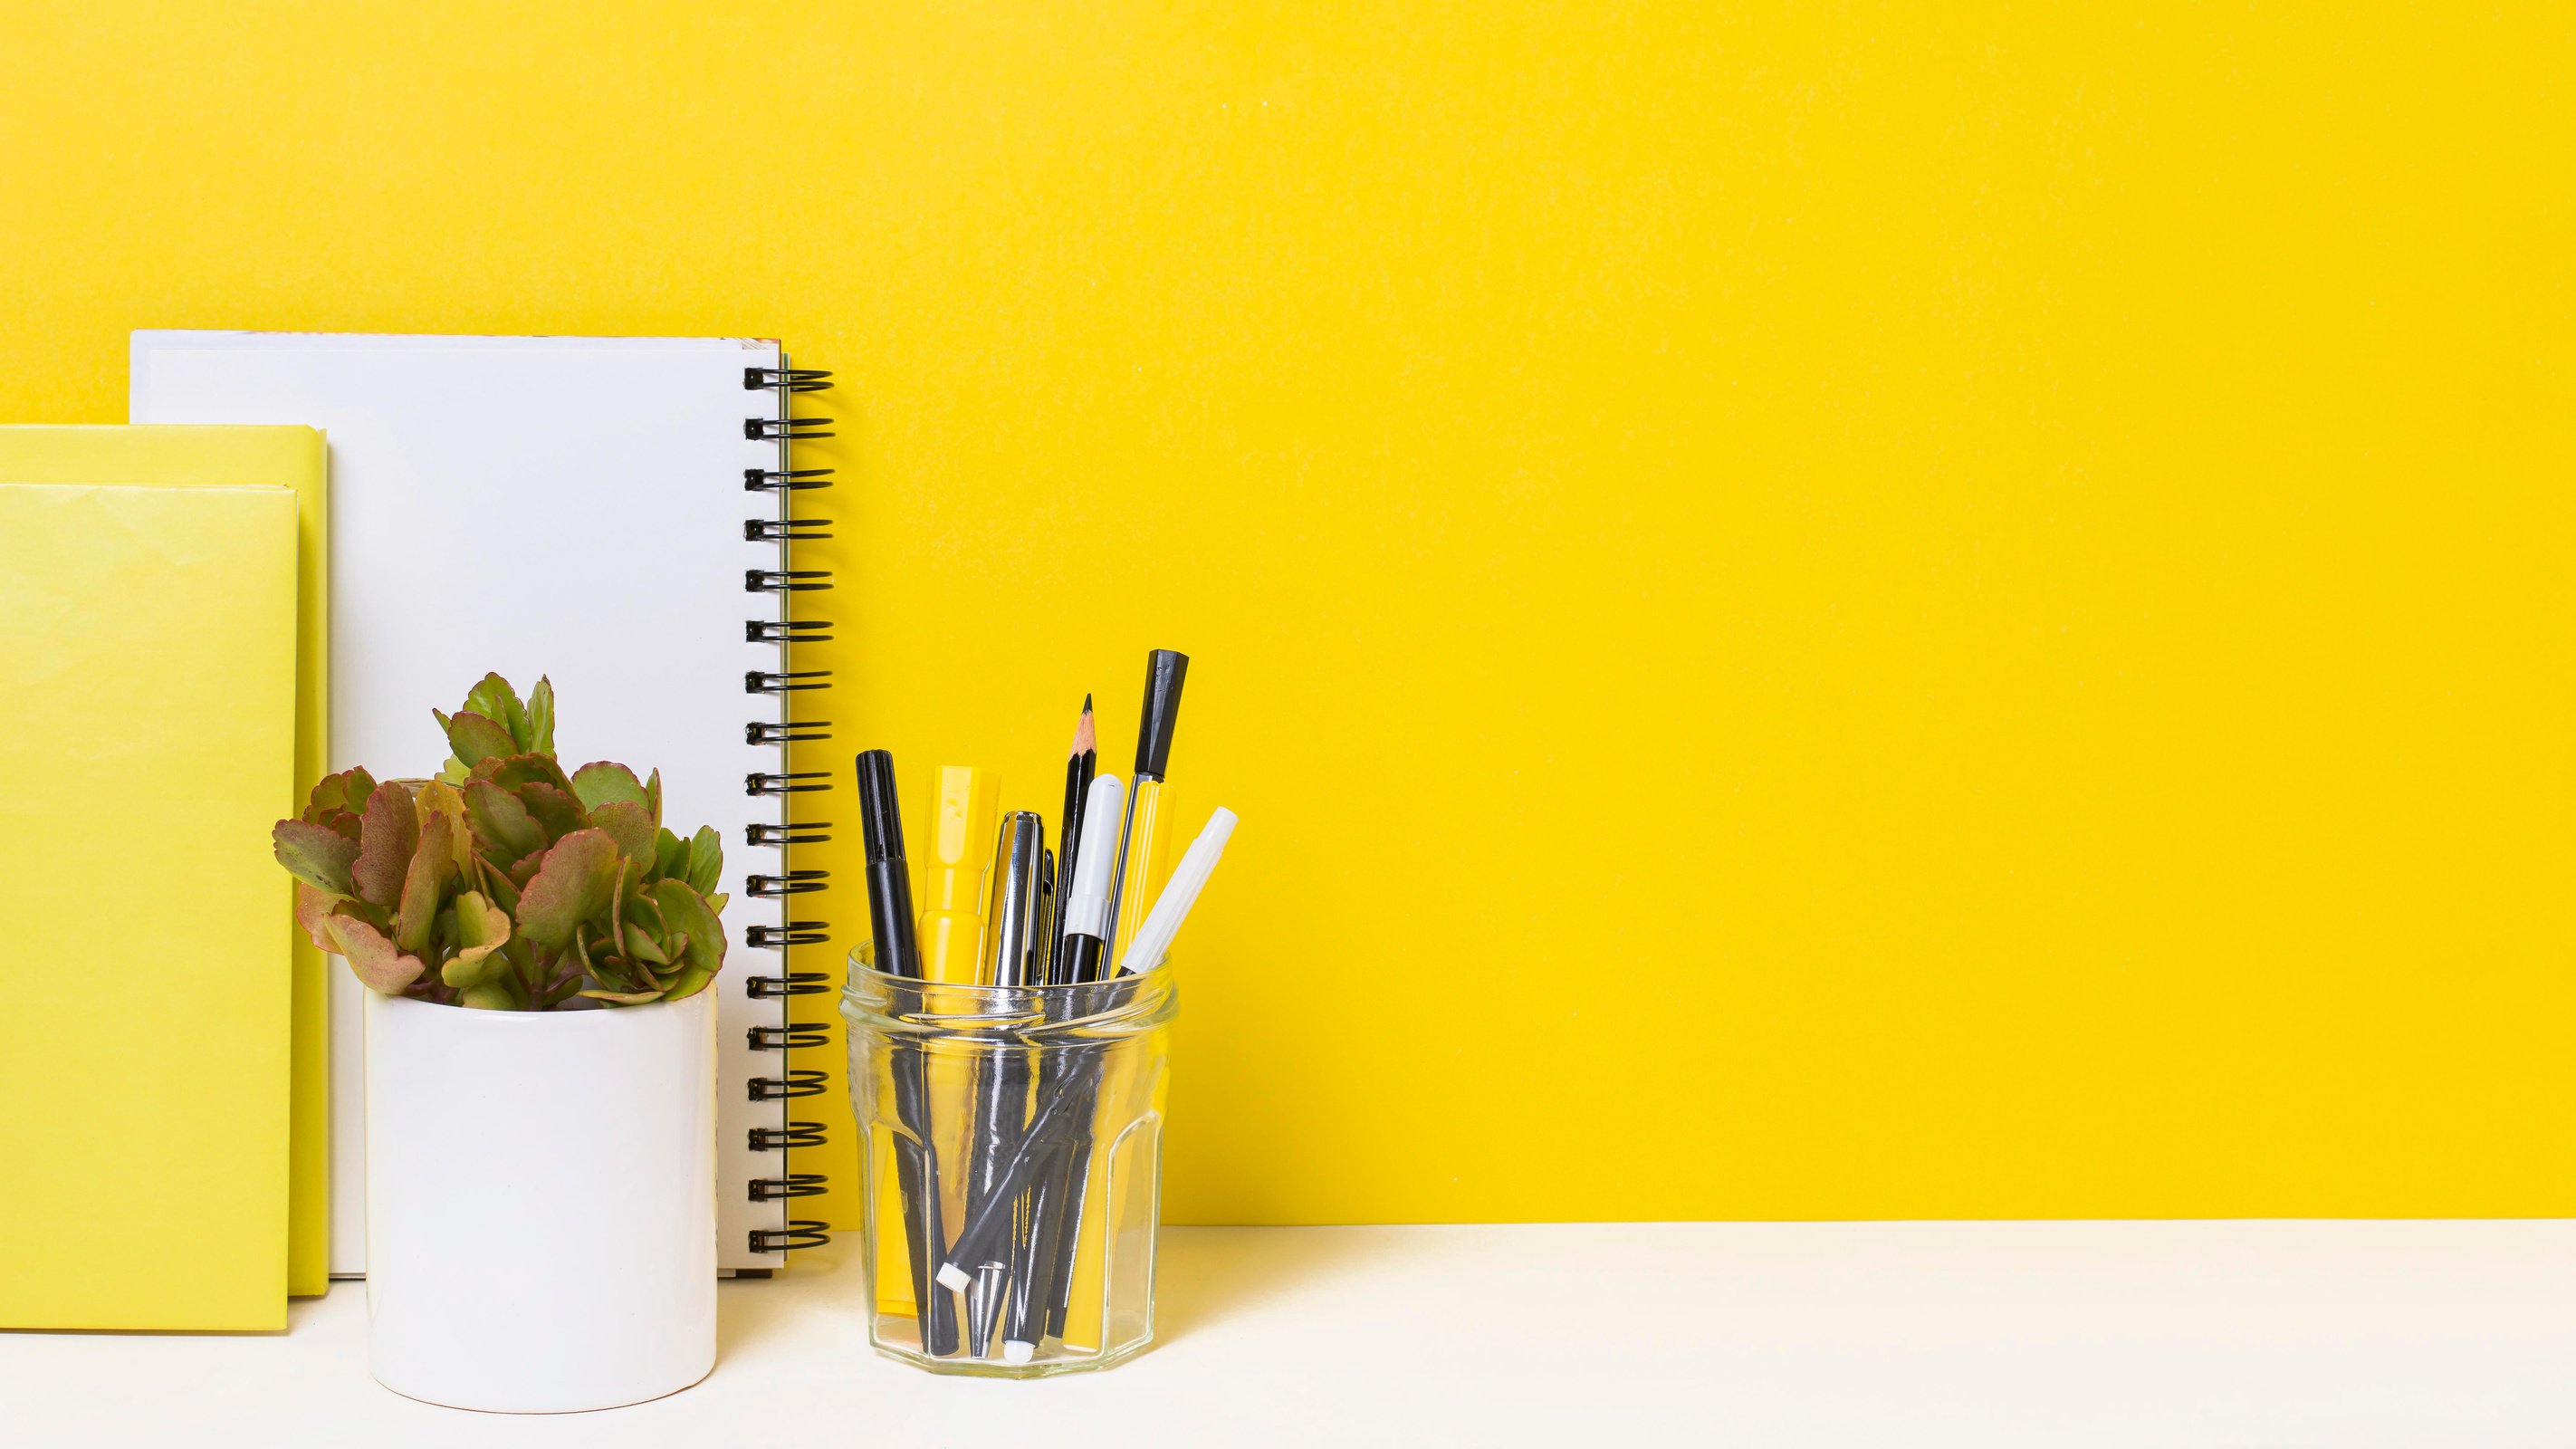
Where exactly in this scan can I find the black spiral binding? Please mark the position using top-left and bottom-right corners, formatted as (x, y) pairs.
(750, 1070), (830, 1102)
(743, 361), (837, 1259)
(746, 922), (830, 948)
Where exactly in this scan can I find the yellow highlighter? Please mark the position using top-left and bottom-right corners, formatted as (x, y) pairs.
(917, 764), (1000, 984)
(876, 763), (997, 1321)
(1103, 649), (1190, 968)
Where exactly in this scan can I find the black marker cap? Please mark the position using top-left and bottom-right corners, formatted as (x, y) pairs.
(1133, 649), (1190, 780)
(855, 749), (906, 863)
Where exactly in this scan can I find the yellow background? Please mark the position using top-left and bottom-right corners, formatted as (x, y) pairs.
(2, 2), (2570, 1232)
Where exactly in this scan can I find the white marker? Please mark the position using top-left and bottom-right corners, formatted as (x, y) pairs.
(1114, 808), (1238, 974)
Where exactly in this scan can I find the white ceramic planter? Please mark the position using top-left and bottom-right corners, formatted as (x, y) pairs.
(365, 990), (717, 1413)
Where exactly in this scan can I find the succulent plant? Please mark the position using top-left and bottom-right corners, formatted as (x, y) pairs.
(272, 674), (727, 1010)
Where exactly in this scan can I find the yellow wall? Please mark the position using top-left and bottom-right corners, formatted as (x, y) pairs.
(2, 3), (2570, 1230)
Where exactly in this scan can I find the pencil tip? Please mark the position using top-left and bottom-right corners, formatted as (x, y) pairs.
(1071, 699), (1096, 755)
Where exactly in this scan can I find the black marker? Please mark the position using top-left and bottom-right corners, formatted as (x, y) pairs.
(854, 750), (960, 1358)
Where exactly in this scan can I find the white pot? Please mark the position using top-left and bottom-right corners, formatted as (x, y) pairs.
(364, 989), (717, 1413)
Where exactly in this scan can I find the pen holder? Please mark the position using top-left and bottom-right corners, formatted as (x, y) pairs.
(840, 958), (1175, 1377)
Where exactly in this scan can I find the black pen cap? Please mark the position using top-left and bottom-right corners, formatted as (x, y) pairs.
(1133, 648), (1191, 780)
(855, 749), (906, 864)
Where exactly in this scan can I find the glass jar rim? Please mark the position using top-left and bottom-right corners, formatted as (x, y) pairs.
(837, 955), (1177, 1042)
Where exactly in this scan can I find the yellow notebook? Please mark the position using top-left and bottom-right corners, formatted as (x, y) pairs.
(0, 426), (330, 1298)
(0, 482), (299, 1329)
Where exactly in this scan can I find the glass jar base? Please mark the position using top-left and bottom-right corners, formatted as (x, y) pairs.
(870, 1332), (1154, 1379)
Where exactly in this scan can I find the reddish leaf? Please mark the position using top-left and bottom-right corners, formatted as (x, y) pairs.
(516, 829), (621, 946)
(294, 881), (347, 951)
(351, 781), (417, 907)
(513, 782), (588, 843)
(463, 779), (544, 861)
(433, 708), (517, 770)
(396, 811), (460, 955)
(474, 752), (575, 797)
(587, 799), (658, 862)
(322, 915), (426, 994)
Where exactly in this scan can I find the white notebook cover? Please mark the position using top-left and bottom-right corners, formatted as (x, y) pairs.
(134, 332), (820, 1275)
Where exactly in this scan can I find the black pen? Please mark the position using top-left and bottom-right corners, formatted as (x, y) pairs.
(853, 750), (961, 1358)
(1100, 649), (1188, 968)
(1051, 697), (1096, 980)
(1015, 773), (1124, 1347)
(961, 810), (1043, 1358)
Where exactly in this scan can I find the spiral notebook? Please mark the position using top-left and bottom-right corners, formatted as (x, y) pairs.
(133, 332), (837, 1276)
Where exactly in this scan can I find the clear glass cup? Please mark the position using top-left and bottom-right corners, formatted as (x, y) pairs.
(840, 956), (1175, 1377)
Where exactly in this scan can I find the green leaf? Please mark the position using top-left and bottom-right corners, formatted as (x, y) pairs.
(415, 779), (470, 849)
(569, 761), (650, 814)
(460, 980), (522, 1010)
(588, 799), (658, 862)
(515, 829), (621, 946)
(475, 855), (523, 916)
(652, 827), (688, 881)
(273, 820), (359, 895)
(625, 923), (671, 965)
(462, 673), (531, 753)
(442, 946), (508, 990)
(433, 709), (518, 771)
(625, 888), (667, 940)
(684, 825), (723, 896)
(463, 779), (545, 861)
(396, 811), (462, 955)
(650, 878), (727, 977)
(322, 915), (426, 994)
(526, 676), (556, 755)
(452, 888), (512, 952)
(578, 987), (663, 1005)
(644, 768), (662, 827)
(350, 783), (417, 907)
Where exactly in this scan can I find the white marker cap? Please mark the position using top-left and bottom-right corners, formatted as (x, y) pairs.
(1063, 773), (1125, 939)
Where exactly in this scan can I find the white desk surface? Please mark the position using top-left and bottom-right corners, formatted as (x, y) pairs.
(7, 1221), (2575, 1446)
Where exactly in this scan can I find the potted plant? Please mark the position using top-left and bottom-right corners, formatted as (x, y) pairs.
(272, 674), (729, 1413)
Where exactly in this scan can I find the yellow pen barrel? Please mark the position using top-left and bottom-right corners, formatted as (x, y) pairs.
(916, 764), (997, 984)
(1110, 776), (1171, 964)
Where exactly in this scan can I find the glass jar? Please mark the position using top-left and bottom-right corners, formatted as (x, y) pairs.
(840, 958), (1175, 1377)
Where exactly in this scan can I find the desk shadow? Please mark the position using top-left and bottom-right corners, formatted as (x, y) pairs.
(1153, 1226), (1403, 1348)
(716, 1246), (857, 1360)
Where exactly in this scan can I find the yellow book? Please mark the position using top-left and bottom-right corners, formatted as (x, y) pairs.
(0, 426), (330, 1297)
(0, 482), (299, 1329)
